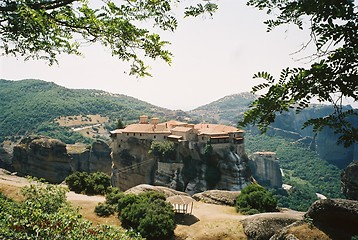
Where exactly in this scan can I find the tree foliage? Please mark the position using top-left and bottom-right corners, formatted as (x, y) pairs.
(0, 0), (216, 77)
(240, 0), (358, 147)
(0, 182), (142, 239)
(149, 140), (176, 161)
(236, 183), (278, 214)
(245, 133), (342, 198)
(0, 79), (171, 143)
(118, 191), (175, 240)
(65, 171), (111, 195)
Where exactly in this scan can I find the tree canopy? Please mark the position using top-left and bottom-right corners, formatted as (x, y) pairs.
(0, 0), (217, 77)
(240, 0), (357, 147)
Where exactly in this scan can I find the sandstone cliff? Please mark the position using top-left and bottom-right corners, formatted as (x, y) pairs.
(111, 138), (251, 194)
(12, 136), (111, 183)
(250, 152), (282, 188)
(111, 137), (157, 191)
(341, 161), (358, 200)
(67, 141), (112, 175)
(12, 136), (73, 183)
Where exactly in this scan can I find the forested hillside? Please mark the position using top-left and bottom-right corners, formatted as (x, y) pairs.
(0, 79), (176, 143)
(245, 132), (343, 210)
(189, 92), (256, 125)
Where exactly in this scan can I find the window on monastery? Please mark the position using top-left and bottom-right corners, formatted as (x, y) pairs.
(202, 137), (204, 140)
(154, 135), (156, 139)
(140, 133), (142, 136)
(118, 144), (121, 148)
(133, 133), (136, 136)
(126, 133), (129, 136)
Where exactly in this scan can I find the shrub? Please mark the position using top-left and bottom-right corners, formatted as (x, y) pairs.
(95, 203), (115, 217)
(0, 183), (142, 239)
(84, 172), (111, 195)
(105, 187), (125, 206)
(65, 171), (88, 193)
(149, 141), (176, 161)
(65, 172), (111, 195)
(118, 191), (175, 240)
(236, 184), (277, 215)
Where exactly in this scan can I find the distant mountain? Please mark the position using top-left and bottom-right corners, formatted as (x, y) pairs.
(0, 79), (187, 143)
(191, 92), (357, 168)
(189, 92), (256, 125)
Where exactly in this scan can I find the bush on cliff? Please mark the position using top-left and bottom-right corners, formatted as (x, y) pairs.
(236, 184), (278, 214)
(118, 191), (175, 240)
(149, 141), (176, 162)
(65, 171), (111, 195)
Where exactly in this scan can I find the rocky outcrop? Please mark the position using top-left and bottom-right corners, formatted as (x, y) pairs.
(111, 137), (251, 194)
(68, 141), (112, 175)
(12, 136), (73, 183)
(0, 141), (14, 170)
(12, 137), (112, 183)
(124, 184), (189, 197)
(250, 152), (282, 188)
(111, 137), (157, 191)
(241, 211), (304, 240)
(192, 189), (240, 206)
(305, 198), (358, 240)
(341, 161), (358, 200)
(270, 221), (331, 240)
(315, 127), (356, 168)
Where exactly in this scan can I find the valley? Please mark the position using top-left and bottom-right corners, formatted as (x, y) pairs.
(0, 79), (357, 239)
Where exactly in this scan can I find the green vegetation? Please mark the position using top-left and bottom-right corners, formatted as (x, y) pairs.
(245, 133), (343, 211)
(149, 140), (176, 162)
(241, 0), (357, 147)
(94, 203), (115, 217)
(116, 118), (125, 129)
(0, 79), (170, 143)
(65, 172), (111, 195)
(96, 189), (175, 240)
(36, 122), (93, 144)
(246, 133), (342, 198)
(190, 92), (255, 124)
(0, 0), (216, 77)
(272, 176), (318, 211)
(0, 182), (141, 239)
(236, 184), (278, 215)
(118, 191), (176, 240)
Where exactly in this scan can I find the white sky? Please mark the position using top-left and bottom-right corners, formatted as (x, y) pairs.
(1, 0), (355, 110)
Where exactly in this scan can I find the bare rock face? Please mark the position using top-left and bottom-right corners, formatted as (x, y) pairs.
(341, 161), (358, 200)
(67, 140), (112, 175)
(111, 138), (251, 194)
(0, 141), (14, 170)
(111, 138), (157, 191)
(12, 136), (72, 183)
(315, 127), (356, 168)
(192, 189), (240, 206)
(305, 198), (358, 240)
(124, 184), (189, 197)
(12, 137), (112, 183)
(250, 152), (282, 188)
(270, 221), (331, 240)
(241, 212), (303, 240)
(88, 140), (112, 174)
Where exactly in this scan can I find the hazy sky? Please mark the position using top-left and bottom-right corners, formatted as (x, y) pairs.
(2, 0), (353, 111)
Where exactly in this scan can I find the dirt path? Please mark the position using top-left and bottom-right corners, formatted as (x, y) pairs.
(174, 201), (248, 240)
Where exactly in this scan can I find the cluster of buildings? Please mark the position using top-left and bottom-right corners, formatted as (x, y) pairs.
(110, 115), (245, 149)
